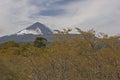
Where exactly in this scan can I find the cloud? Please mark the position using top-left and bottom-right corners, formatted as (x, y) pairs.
(38, 0), (120, 35)
(0, 0), (37, 36)
(0, 0), (120, 36)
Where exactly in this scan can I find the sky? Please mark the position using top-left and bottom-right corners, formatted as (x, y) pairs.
(0, 0), (120, 36)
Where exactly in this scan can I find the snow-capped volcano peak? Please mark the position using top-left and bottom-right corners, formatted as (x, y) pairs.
(17, 22), (53, 35)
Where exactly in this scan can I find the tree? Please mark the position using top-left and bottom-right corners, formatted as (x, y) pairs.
(76, 28), (97, 51)
(34, 37), (47, 48)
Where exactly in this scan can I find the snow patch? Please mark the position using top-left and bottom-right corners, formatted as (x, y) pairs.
(17, 27), (42, 35)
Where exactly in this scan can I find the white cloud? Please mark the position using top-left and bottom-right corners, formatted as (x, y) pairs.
(0, 0), (120, 36)
(39, 0), (120, 35)
(0, 0), (38, 36)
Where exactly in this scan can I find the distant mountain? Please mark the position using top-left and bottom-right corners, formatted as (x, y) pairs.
(0, 22), (55, 43)
(17, 22), (53, 35)
(0, 22), (78, 43)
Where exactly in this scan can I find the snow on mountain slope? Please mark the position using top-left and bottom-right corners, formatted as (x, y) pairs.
(17, 27), (42, 35)
(16, 22), (53, 35)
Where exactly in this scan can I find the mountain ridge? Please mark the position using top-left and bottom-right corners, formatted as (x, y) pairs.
(0, 22), (78, 43)
(0, 22), (55, 43)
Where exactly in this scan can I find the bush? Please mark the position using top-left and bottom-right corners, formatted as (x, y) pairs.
(0, 41), (19, 49)
(34, 37), (47, 48)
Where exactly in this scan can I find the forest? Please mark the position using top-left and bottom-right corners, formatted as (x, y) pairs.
(0, 28), (120, 80)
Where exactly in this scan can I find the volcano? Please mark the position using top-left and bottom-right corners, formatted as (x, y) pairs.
(17, 22), (53, 35)
(0, 22), (55, 43)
